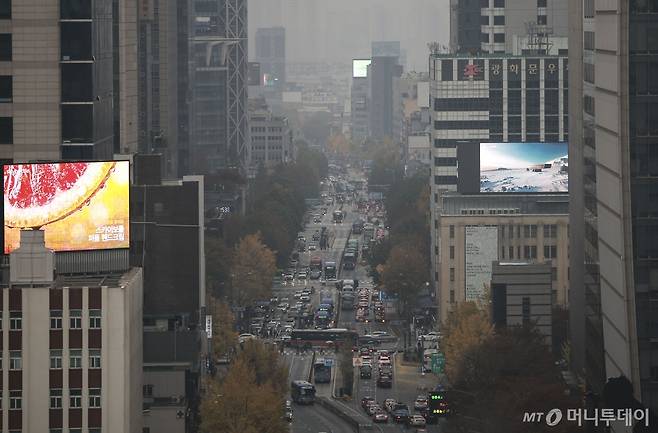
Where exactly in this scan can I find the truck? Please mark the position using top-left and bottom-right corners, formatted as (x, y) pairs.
(310, 256), (323, 271)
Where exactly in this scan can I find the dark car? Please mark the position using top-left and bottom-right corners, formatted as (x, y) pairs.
(377, 374), (392, 388)
(392, 407), (410, 423)
(360, 364), (372, 379)
(361, 396), (376, 410)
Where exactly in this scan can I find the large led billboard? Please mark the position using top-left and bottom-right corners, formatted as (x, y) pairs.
(465, 226), (498, 301)
(4, 161), (130, 253)
(480, 142), (568, 193)
(353, 59), (371, 78)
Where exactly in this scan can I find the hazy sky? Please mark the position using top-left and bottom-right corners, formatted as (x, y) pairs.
(248, 0), (450, 72)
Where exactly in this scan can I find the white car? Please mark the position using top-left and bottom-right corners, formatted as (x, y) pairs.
(409, 415), (426, 427)
(238, 333), (256, 344)
(308, 243), (317, 251)
(297, 272), (308, 280)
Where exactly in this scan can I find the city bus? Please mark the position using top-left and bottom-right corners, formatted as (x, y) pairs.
(324, 261), (337, 280)
(343, 252), (356, 270)
(289, 328), (359, 349)
(290, 380), (316, 404)
(313, 359), (332, 384)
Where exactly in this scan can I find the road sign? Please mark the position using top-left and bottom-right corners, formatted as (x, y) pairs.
(353, 357), (363, 367)
(431, 352), (445, 374)
(205, 315), (212, 339)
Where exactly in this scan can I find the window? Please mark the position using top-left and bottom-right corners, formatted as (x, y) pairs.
(537, 0), (547, 6)
(70, 389), (82, 408)
(531, 246), (537, 258)
(493, 15), (505, 25)
(449, 225), (455, 238)
(50, 389), (62, 409)
(481, 15), (489, 25)
(450, 268), (455, 282)
(9, 311), (21, 330)
(9, 390), (21, 410)
(543, 224), (558, 238)
(70, 309), (82, 329)
(501, 247), (505, 259)
(0, 0), (10, 19)
(524, 245), (531, 259)
(450, 290), (455, 303)
(61, 22), (92, 61)
(89, 309), (101, 329)
(500, 226), (505, 238)
(481, 32), (489, 43)
(522, 297), (531, 326)
(50, 350), (63, 369)
(537, 15), (547, 25)
(50, 310), (62, 329)
(89, 349), (101, 369)
(509, 246), (514, 259)
(9, 351), (21, 370)
(143, 384), (154, 397)
(0, 75), (9, 102)
(0, 33), (11, 62)
(552, 267), (558, 281)
(70, 349), (82, 369)
(61, 0), (93, 19)
(434, 246), (439, 255)
(508, 224), (514, 239)
(516, 225), (521, 238)
(450, 246), (455, 260)
(493, 0), (504, 6)
(493, 33), (505, 43)
(89, 388), (101, 408)
(62, 105), (92, 143)
(61, 64), (92, 102)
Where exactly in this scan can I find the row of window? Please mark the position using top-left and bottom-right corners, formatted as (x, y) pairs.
(447, 224), (559, 239)
(441, 244), (558, 261)
(481, 33), (506, 43)
(50, 388), (101, 409)
(50, 349), (102, 369)
(250, 126), (284, 133)
(0, 310), (100, 331)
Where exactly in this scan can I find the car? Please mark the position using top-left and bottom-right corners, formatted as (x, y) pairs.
(361, 355), (373, 364)
(313, 216), (322, 223)
(414, 396), (428, 411)
(383, 399), (397, 413)
(392, 407), (410, 423)
(371, 331), (389, 338)
(289, 259), (298, 268)
(359, 347), (370, 356)
(366, 403), (381, 416)
(297, 272), (307, 280)
(360, 364), (372, 379)
(361, 396), (376, 410)
(409, 415), (427, 427)
(294, 291), (302, 299)
(300, 295), (311, 303)
(283, 272), (294, 281)
(308, 243), (317, 251)
(238, 333), (256, 344)
(297, 235), (306, 242)
(373, 409), (389, 423)
(310, 270), (322, 279)
(377, 373), (392, 388)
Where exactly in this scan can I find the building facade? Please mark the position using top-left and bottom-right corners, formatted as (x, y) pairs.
(137, 0), (190, 178)
(491, 261), (553, 346)
(368, 56), (403, 141)
(248, 100), (293, 168)
(255, 27), (285, 86)
(350, 75), (370, 142)
(190, 0), (249, 175)
(569, 0), (658, 416)
(429, 53), (569, 194)
(4, 230), (143, 432)
(434, 193), (569, 324)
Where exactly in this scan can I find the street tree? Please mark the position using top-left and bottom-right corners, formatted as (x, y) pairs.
(205, 236), (232, 298)
(207, 296), (237, 361)
(380, 245), (427, 314)
(231, 233), (277, 306)
(199, 360), (287, 433)
(237, 339), (289, 396)
(442, 301), (493, 386)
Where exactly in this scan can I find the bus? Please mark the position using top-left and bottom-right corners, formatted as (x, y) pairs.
(310, 255), (323, 271)
(313, 359), (332, 383)
(291, 380), (316, 404)
(324, 261), (337, 280)
(423, 348), (439, 373)
(333, 210), (344, 223)
(343, 252), (356, 270)
(289, 328), (359, 349)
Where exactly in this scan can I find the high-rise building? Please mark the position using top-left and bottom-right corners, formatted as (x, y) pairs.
(449, 0), (569, 55)
(137, 0), (191, 178)
(4, 230), (143, 432)
(255, 27), (285, 86)
(569, 0), (658, 415)
(190, 0), (249, 175)
(369, 56), (403, 140)
(0, 0), (116, 162)
(248, 98), (294, 169)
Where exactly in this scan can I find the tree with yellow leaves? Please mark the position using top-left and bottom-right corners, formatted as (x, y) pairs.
(230, 233), (277, 306)
(206, 295), (238, 361)
(199, 359), (288, 433)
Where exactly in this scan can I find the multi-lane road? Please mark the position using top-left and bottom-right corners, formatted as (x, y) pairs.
(277, 182), (443, 433)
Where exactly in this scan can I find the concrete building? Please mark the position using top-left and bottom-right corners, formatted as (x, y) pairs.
(0, 0), (117, 162)
(449, 0), (482, 54)
(255, 27), (286, 86)
(428, 53), (569, 194)
(350, 75), (370, 142)
(491, 261), (553, 346)
(368, 56), (403, 141)
(3, 230), (143, 432)
(137, 0), (190, 178)
(434, 193), (569, 324)
(190, 0), (249, 175)
(568, 0), (658, 417)
(248, 99), (294, 169)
